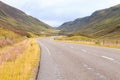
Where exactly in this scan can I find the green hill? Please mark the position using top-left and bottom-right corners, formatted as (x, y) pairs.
(0, 1), (53, 36)
(58, 4), (120, 39)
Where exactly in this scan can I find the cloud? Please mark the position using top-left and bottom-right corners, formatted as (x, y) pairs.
(1, 0), (120, 27)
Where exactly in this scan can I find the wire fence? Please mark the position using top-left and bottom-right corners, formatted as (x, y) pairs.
(74, 40), (120, 48)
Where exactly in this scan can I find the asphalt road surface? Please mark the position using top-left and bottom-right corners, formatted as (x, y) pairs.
(37, 38), (120, 80)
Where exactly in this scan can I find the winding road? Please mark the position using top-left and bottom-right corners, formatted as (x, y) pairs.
(37, 38), (120, 80)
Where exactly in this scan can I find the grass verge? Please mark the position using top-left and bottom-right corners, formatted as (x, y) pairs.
(0, 38), (40, 80)
(56, 36), (120, 49)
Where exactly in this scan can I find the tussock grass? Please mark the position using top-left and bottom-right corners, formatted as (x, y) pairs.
(0, 27), (23, 47)
(56, 36), (120, 49)
(0, 27), (21, 40)
(0, 38), (40, 80)
(57, 36), (92, 41)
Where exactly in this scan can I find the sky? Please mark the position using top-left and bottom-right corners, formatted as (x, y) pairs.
(1, 0), (120, 27)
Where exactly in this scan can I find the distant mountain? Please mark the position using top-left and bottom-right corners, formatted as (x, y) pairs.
(58, 4), (120, 39)
(0, 1), (53, 36)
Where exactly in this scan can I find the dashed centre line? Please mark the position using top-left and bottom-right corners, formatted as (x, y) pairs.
(39, 42), (51, 55)
(101, 56), (114, 61)
(44, 46), (51, 55)
(81, 49), (87, 52)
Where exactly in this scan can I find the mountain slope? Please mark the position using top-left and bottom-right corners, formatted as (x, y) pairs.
(0, 1), (52, 35)
(58, 4), (120, 39)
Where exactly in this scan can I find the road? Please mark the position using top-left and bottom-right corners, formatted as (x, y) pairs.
(37, 38), (120, 80)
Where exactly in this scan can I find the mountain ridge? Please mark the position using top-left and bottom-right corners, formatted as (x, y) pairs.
(0, 1), (53, 36)
(58, 4), (120, 39)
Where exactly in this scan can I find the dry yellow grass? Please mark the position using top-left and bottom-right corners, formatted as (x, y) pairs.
(0, 27), (23, 48)
(56, 36), (120, 49)
(0, 38), (40, 80)
(56, 40), (120, 49)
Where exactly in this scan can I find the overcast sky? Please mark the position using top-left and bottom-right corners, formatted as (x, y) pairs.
(1, 0), (120, 27)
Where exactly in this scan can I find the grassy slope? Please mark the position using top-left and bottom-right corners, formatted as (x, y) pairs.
(0, 1), (53, 35)
(58, 4), (120, 39)
(0, 38), (40, 80)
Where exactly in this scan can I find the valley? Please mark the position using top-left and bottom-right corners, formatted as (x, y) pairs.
(0, 1), (120, 80)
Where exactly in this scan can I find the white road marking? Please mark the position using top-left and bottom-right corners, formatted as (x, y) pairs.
(101, 56), (114, 61)
(39, 42), (51, 55)
(87, 67), (92, 70)
(44, 46), (51, 55)
(81, 49), (87, 52)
